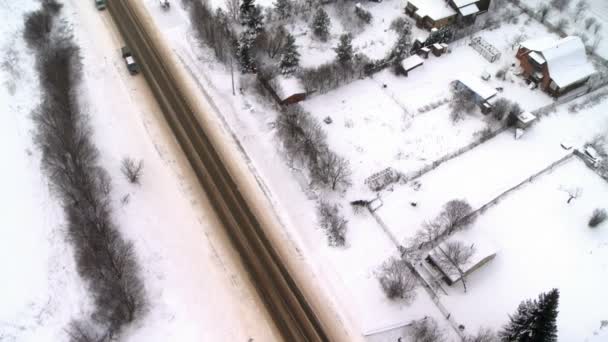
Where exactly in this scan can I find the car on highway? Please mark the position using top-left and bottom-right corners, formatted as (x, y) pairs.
(121, 47), (139, 75)
(94, 0), (106, 10)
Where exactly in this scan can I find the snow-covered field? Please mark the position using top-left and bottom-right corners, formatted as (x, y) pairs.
(441, 157), (608, 341)
(1, 0), (279, 341)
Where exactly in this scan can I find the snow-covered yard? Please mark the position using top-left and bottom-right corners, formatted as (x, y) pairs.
(440, 157), (608, 341)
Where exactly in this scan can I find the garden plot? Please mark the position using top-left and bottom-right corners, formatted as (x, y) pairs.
(439, 158), (608, 341)
(320, 210), (455, 339)
(303, 17), (557, 190)
(376, 88), (608, 244)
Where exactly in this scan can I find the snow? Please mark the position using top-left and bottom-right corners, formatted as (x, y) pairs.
(452, 0), (479, 8)
(136, 0), (608, 340)
(408, 0), (456, 21)
(0, 1), (88, 340)
(517, 111), (536, 125)
(440, 158), (608, 341)
(1, 0), (280, 340)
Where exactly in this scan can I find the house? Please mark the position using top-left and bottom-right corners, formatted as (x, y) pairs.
(455, 75), (498, 113)
(400, 55), (425, 76)
(258, 75), (308, 106)
(426, 232), (498, 286)
(405, 0), (491, 30)
(516, 36), (596, 97)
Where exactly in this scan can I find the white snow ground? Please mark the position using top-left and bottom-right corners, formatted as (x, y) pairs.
(1, 0), (279, 341)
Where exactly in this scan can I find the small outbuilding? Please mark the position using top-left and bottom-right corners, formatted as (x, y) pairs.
(431, 43), (445, 56)
(455, 75), (498, 111)
(401, 55), (425, 76)
(426, 232), (498, 286)
(516, 111), (537, 129)
(418, 47), (431, 59)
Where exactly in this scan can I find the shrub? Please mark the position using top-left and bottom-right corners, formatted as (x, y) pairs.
(121, 157), (144, 185)
(317, 200), (348, 246)
(589, 208), (607, 227)
(377, 257), (417, 301)
(354, 4), (372, 24)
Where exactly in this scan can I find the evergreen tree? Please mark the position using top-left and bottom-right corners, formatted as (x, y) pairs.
(334, 33), (353, 66)
(239, 0), (254, 24)
(500, 289), (559, 342)
(237, 31), (257, 73)
(274, 0), (292, 20)
(311, 8), (331, 42)
(390, 30), (412, 61)
(280, 33), (300, 75)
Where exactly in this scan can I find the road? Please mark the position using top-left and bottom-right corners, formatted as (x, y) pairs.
(105, 1), (332, 341)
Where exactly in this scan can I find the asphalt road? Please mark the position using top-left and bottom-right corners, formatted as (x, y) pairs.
(105, 1), (330, 341)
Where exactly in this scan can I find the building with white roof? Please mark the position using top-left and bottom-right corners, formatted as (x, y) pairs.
(516, 36), (596, 97)
(405, 0), (491, 30)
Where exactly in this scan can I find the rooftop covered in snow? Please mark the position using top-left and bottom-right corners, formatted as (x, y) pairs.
(456, 75), (498, 101)
(520, 36), (596, 88)
(408, 0), (456, 21)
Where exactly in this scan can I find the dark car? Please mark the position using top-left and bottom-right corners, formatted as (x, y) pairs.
(121, 47), (139, 75)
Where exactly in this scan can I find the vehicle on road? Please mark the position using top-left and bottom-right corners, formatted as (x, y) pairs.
(121, 47), (139, 75)
(160, 0), (170, 9)
(95, 0), (106, 10)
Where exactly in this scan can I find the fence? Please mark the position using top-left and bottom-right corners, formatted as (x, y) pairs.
(404, 125), (509, 182)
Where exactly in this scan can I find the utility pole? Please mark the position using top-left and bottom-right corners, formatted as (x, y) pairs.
(230, 55), (235, 96)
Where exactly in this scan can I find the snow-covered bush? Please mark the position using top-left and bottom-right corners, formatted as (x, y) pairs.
(317, 200), (348, 246)
(354, 4), (372, 24)
(408, 317), (446, 342)
(449, 83), (477, 123)
(589, 208), (607, 228)
(377, 257), (417, 301)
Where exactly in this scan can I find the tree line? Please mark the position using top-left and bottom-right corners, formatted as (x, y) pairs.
(23, 1), (146, 340)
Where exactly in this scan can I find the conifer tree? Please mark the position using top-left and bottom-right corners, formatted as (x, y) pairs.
(390, 30), (412, 60)
(311, 8), (331, 42)
(334, 33), (353, 66)
(274, 0), (292, 20)
(237, 31), (257, 73)
(239, 0), (254, 24)
(280, 33), (300, 75)
(500, 289), (560, 342)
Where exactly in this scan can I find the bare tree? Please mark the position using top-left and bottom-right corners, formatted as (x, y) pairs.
(408, 317), (446, 342)
(317, 200), (348, 246)
(465, 327), (499, 342)
(434, 241), (475, 292)
(412, 219), (444, 249)
(555, 18), (570, 32)
(377, 257), (417, 301)
(510, 32), (528, 50)
(560, 186), (582, 203)
(121, 157), (144, 185)
(594, 22), (603, 34)
(313, 150), (352, 190)
(536, 4), (551, 23)
(550, 0), (571, 11)
(574, 0), (589, 22)
(441, 199), (474, 233)
(264, 25), (287, 58)
(225, 0), (240, 21)
(584, 17), (597, 30)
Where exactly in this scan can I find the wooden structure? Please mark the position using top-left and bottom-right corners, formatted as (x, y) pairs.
(516, 36), (595, 97)
(516, 111), (537, 129)
(418, 47), (431, 58)
(431, 43), (445, 56)
(400, 55), (425, 76)
(365, 168), (397, 191)
(455, 75), (498, 111)
(406, 0), (491, 30)
(258, 75), (308, 106)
